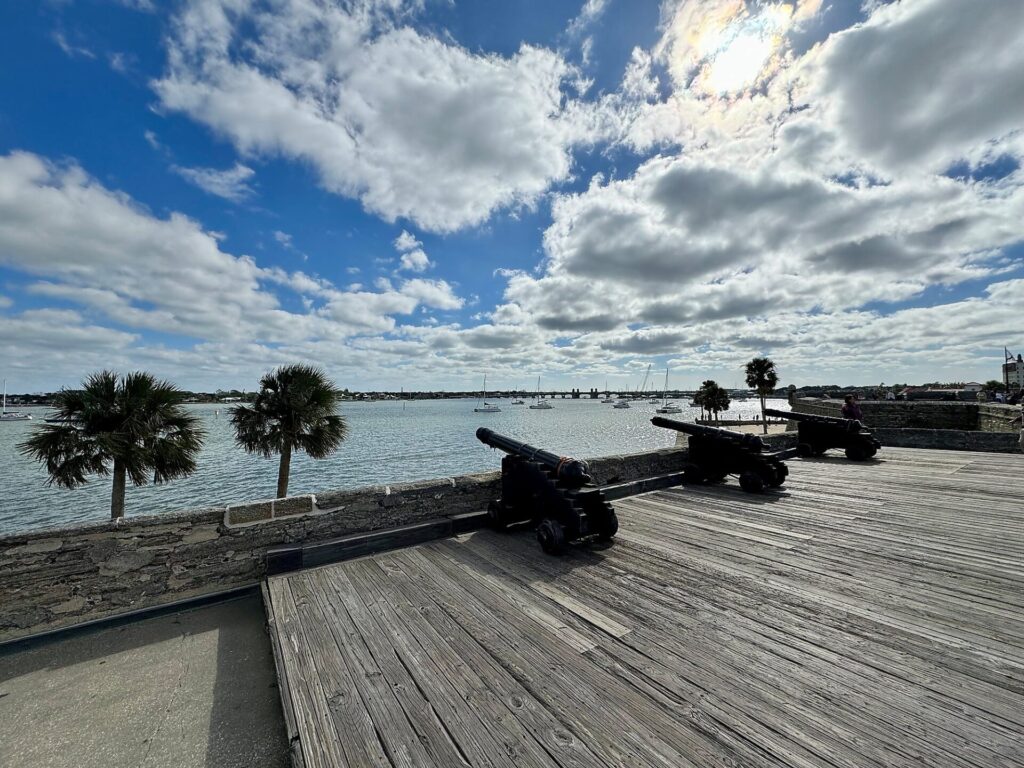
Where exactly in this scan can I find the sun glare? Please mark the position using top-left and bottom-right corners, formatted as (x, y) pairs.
(705, 31), (774, 93)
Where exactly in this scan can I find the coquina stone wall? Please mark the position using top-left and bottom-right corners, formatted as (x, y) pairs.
(871, 428), (1022, 453)
(0, 447), (685, 643)
(791, 398), (1021, 432)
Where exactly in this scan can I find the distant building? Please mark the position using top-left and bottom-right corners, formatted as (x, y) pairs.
(1004, 348), (1024, 391)
(962, 382), (983, 392)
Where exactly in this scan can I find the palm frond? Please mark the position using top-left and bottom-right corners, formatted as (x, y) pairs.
(19, 370), (205, 493)
(233, 363), (347, 460)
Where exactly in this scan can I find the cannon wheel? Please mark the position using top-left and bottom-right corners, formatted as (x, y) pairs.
(682, 463), (705, 484)
(845, 444), (870, 461)
(596, 510), (619, 542)
(766, 464), (786, 488)
(537, 518), (568, 555)
(488, 499), (510, 531)
(797, 442), (815, 458)
(739, 471), (766, 493)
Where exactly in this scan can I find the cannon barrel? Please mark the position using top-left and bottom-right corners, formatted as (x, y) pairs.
(476, 428), (592, 486)
(764, 408), (863, 431)
(651, 417), (767, 451)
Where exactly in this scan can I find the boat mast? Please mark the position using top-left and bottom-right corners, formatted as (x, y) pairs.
(2, 379), (6, 416)
(663, 367), (669, 407)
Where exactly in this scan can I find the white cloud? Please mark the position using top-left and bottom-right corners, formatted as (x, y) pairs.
(399, 248), (432, 273)
(0, 151), (450, 348)
(567, 0), (611, 39)
(393, 228), (432, 272)
(495, 0), (1024, 325)
(171, 162), (256, 202)
(52, 30), (95, 60)
(813, 0), (1024, 174)
(393, 230), (421, 252)
(143, 130), (164, 151)
(0, 295), (12, 308)
(399, 279), (463, 310)
(154, 0), (592, 232)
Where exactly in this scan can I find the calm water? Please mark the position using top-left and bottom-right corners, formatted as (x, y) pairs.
(0, 397), (789, 535)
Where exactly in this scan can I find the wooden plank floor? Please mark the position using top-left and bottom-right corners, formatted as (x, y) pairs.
(264, 447), (1024, 767)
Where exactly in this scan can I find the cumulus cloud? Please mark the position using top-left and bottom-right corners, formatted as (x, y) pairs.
(399, 249), (432, 273)
(493, 0), (1024, 359)
(392, 229), (432, 272)
(814, 0), (1024, 174)
(171, 162), (256, 202)
(0, 151), (455, 348)
(393, 230), (421, 252)
(154, 0), (593, 232)
(399, 279), (463, 310)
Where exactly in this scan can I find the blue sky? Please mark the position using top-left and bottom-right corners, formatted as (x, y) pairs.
(1, 0), (1022, 392)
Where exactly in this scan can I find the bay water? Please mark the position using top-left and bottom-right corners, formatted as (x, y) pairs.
(0, 397), (788, 535)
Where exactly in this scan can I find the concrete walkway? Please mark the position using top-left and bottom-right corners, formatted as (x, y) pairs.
(0, 593), (289, 768)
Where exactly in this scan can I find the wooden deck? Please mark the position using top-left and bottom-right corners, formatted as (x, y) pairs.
(264, 447), (1024, 767)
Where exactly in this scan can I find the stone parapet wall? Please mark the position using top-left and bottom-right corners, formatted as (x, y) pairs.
(872, 428), (1022, 453)
(789, 398), (1022, 431)
(978, 403), (1024, 433)
(0, 447), (687, 643)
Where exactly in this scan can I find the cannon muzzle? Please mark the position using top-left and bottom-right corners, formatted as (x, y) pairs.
(764, 408), (863, 431)
(651, 417), (767, 451)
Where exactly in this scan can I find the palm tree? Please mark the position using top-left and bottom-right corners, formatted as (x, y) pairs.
(231, 364), (348, 498)
(745, 357), (779, 434)
(19, 371), (204, 520)
(692, 388), (706, 420)
(699, 380), (731, 423)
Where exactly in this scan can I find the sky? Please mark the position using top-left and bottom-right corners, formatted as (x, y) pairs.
(0, 0), (1022, 393)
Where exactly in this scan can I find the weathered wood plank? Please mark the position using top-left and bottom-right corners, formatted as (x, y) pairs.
(264, 446), (1024, 768)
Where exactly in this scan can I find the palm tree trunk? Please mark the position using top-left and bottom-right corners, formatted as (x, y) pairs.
(760, 394), (768, 434)
(277, 443), (292, 498)
(110, 458), (127, 520)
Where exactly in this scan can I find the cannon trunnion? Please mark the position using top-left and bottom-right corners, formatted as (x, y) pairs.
(476, 428), (618, 555)
(651, 417), (788, 494)
(764, 408), (880, 461)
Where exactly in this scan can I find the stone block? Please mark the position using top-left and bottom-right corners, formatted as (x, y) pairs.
(100, 549), (156, 575)
(272, 495), (316, 518)
(51, 596), (88, 615)
(225, 500), (273, 526)
(9, 538), (63, 555)
(181, 526), (221, 544)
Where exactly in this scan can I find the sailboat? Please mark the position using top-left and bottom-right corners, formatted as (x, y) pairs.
(529, 376), (552, 409)
(511, 383), (525, 405)
(1, 380), (32, 421)
(655, 367), (682, 414)
(601, 379), (615, 404)
(473, 374), (501, 413)
(640, 363), (659, 403)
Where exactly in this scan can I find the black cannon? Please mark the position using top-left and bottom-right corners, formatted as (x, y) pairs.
(476, 428), (618, 555)
(651, 417), (788, 493)
(764, 408), (880, 461)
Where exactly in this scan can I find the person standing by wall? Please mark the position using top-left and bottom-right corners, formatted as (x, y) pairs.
(842, 394), (864, 421)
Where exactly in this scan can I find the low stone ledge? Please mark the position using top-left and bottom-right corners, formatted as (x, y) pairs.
(224, 494), (319, 527)
(873, 428), (1022, 453)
